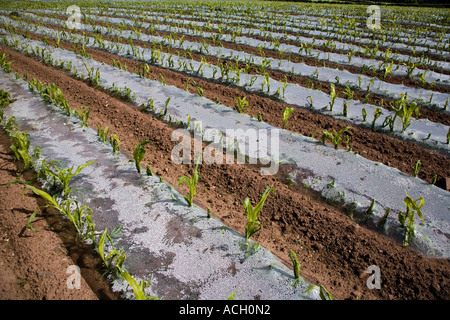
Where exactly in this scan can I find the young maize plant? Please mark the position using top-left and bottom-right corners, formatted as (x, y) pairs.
(24, 185), (61, 232)
(279, 76), (290, 98)
(414, 160), (421, 177)
(378, 208), (391, 228)
(82, 60), (99, 85)
(243, 185), (274, 240)
(46, 160), (95, 199)
(97, 228), (127, 278)
(97, 125), (110, 143)
(178, 161), (199, 207)
(257, 111), (263, 122)
(362, 108), (367, 122)
(282, 107), (294, 129)
(120, 271), (159, 300)
(342, 101), (348, 117)
(74, 106), (90, 128)
(398, 191), (425, 247)
(5, 127), (32, 171)
(133, 140), (151, 173)
(235, 96), (249, 113)
(328, 84), (337, 111)
(343, 86), (354, 100)
(304, 284), (333, 300)
(288, 249), (301, 286)
(394, 100), (420, 133)
(321, 126), (351, 150)
(0, 89), (16, 107)
(29, 81), (72, 116)
(371, 108), (383, 131)
(60, 199), (96, 242)
(0, 52), (12, 73)
(109, 134), (120, 154)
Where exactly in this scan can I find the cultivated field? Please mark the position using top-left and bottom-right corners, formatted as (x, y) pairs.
(0, 0), (449, 300)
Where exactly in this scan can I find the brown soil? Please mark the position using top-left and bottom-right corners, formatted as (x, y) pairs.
(0, 43), (449, 301)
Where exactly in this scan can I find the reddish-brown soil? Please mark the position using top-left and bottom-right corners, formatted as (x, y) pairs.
(0, 41), (449, 301)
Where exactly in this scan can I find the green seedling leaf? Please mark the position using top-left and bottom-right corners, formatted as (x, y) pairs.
(133, 140), (151, 173)
(178, 162), (199, 207)
(243, 185), (274, 240)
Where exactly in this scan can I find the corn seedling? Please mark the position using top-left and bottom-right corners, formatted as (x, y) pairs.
(257, 111), (263, 122)
(74, 106), (90, 128)
(342, 101), (348, 117)
(413, 160), (421, 177)
(235, 96), (249, 113)
(343, 86), (354, 100)
(288, 249), (301, 283)
(0, 89), (16, 107)
(282, 107), (294, 129)
(328, 84), (337, 111)
(24, 185), (61, 231)
(46, 160), (95, 198)
(227, 290), (242, 300)
(366, 199), (376, 215)
(60, 199), (96, 241)
(431, 175), (437, 185)
(393, 98), (420, 133)
(0, 52), (12, 73)
(398, 191), (425, 247)
(83, 61), (101, 87)
(362, 108), (367, 122)
(121, 271), (159, 300)
(97, 125), (110, 143)
(178, 161), (199, 207)
(133, 140), (151, 173)
(281, 76), (290, 98)
(5, 127), (32, 171)
(321, 126), (351, 150)
(371, 108), (383, 131)
(263, 72), (270, 92)
(193, 80), (204, 97)
(319, 285), (333, 300)
(97, 228), (127, 278)
(243, 185), (274, 240)
(110, 134), (120, 154)
(146, 165), (154, 176)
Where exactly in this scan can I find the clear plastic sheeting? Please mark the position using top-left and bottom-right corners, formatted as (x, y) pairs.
(0, 71), (320, 300)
